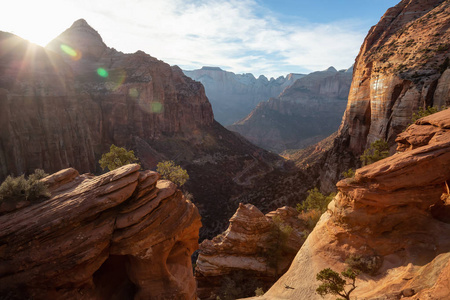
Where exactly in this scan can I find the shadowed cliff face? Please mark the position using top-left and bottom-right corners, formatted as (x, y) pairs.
(318, 0), (450, 191)
(0, 165), (201, 299)
(184, 67), (305, 126)
(252, 109), (450, 300)
(0, 20), (288, 240)
(228, 67), (352, 153)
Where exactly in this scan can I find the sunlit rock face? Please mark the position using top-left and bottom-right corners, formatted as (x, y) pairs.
(319, 0), (450, 191)
(250, 108), (450, 300)
(228, 67), (352, 153)
(195, 203), (306, 299)
(184, 67), (305, 125)
(0, 164), (201, 299)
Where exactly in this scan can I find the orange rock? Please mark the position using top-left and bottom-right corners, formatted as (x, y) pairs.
(254, 108), (450, 300)
(0, 164), (201, 300)
(196, 203), (306, 299)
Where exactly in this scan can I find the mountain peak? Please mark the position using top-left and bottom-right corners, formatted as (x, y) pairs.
(325, 66), (337, 72)
(70, 19), (91, 28)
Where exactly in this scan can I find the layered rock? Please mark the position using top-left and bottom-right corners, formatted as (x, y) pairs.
(184, 67), (305, 125)
(0, 164), (201, 299)
(254, 108), (450, 299)
(195, 203), (306, 299)
(228, 67), (352, 153)
(0, 20), (285, 240)
(319, 0), (450, 190)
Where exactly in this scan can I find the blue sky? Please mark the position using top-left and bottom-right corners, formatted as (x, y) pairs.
(1, 0), (399, 78)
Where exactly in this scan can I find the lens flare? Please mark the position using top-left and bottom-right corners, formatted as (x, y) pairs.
(129, 88), (139, 98)
(151, 102), (163, 113)
(60, 44), (81, 60)
(97, 68), (109, 78)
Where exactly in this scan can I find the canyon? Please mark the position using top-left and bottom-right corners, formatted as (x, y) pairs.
(228, 67), (352, 153)
(0, 20), (292, 240)
(184, 67), (304, 125)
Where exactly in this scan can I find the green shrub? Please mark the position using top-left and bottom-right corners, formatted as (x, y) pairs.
(360, 139), (389, 166)
(99, 144), (139, 171)
(411, 106), (441, 123)
(156, 160), (189, 186)
(297, 188), (336, 214)
(342, 168), (355, 179)
(0, 169), (50, 202)
(316, 267), (359, 300)
(345, 254), (383, 276)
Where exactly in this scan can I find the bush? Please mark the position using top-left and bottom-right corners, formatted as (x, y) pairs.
(316, 267), (359, 300)
(345, 254), (383, 276)
(411, 106), (446, 123)
(0, 169), (50, 202)
(297, 188), (336, 214)
(254, 287), (264, 297)
(360, 139), (389, 166)
(298, 209), (322, 232)
(156, 160), (189, 186)
(99, 144), (139, 171)
(342, 168), (355, 179)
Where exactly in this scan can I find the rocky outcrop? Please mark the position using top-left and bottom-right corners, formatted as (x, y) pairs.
(254, 108), (450, 299)
(319, 0), (450, 190)
(0, 164), (201, 299)
(228, 67), (352, 153)
(0, 20), (286, 240)
(195, 204), (306, 299)
(184, 67), (304, 125)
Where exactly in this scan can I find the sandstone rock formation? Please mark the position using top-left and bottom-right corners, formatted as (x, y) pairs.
(228, 67), (352, 153)
(253, 108), (450, 299)
(0, 164), (201, 299)
(184, 67), (305, 125)
(319, 0), (450, 190)
(0, 20), (285, 240)
(195, 203), (306, 299)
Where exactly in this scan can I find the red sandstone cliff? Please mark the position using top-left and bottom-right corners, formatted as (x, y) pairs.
(251, 108), (450, 300)
(0, 164), (201, 299)
(0, 20), (284, 240)
(318, 0), (450, 190)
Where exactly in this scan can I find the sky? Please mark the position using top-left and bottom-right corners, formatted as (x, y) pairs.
(1, 0), (399, 78)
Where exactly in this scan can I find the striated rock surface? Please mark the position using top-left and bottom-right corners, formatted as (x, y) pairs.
(196, 203), (306, 299)
(0, 20), (286, 240)
(228, 67), (352, 153)
(319, 0), (450, 190)
(184, 67), (305, 125)
(253, 108), (450, 299)
(0, 164), (201, 299)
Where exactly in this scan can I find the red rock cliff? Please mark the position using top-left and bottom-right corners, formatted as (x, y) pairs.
(0, 19), (213, 179)
(0, 164), (201, 299)
(254, 108), (450, 299)
(319, 0), (450, 190)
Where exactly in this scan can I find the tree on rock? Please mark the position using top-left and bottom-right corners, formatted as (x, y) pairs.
(360, 139), (389, 166)
(156, 160), (189, 187)
(99, 145), (139, 171)
(316, 267), (359, 300)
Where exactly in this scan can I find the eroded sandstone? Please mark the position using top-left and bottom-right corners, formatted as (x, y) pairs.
(254, 108), (450, 299)
(0, 164), (201, 300)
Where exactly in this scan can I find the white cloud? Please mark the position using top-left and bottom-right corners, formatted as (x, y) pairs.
(1, 0), (366, 78)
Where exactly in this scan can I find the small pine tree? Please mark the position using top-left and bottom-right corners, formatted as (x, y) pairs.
(156, 160), (189, 187)
(342, 168), (355, 179)
(99, 145), (139, 171)
(297, 188), (335, 214)
(316, 267), (359, 300)
(360, 139), (389, 166)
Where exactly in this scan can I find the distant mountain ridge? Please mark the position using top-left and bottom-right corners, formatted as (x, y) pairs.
(228, 66), (353, 153)
(183, 67), (305, 125)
